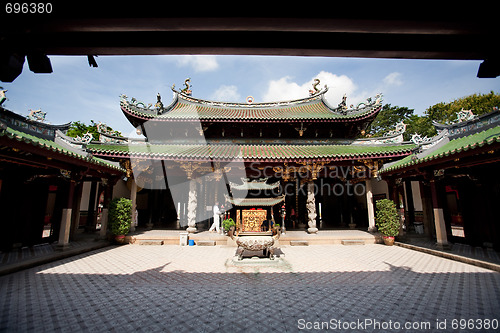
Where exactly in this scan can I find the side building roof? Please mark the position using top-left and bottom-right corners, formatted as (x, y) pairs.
(0, 107), (124, 175)
(380, 109), (500, 175)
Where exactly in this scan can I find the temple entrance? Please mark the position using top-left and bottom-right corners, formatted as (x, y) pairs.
(132, 173), (373, 231)
(315, 178), (369, 230)
(137, 189), (178, 229)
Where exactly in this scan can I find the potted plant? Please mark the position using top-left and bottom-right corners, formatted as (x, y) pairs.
(222, 218), (235, 234)
(272, 223), (281, 236)
(375, 199), (400, 246)
(109, 197), (132, 244)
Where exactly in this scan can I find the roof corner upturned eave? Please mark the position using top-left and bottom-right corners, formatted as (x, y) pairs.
(119, 89), (384, 124)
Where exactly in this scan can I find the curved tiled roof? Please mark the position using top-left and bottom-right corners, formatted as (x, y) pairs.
(88, 142), (415, 162)
(225, 194), (286, 207)
(229, 178), (281, 190)
(380, 125), (500, 174)
(0, 124), (124, 172)
(120, 90), (383, 123)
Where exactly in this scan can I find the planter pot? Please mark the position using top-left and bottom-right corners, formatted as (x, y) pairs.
(115, 235), (126, 244)
(383, 236), (395, 246)
(348, 223), (357, 229)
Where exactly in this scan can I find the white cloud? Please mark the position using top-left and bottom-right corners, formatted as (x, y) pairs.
(383, 72), (403, 86)
(262, 76), (304, 102)
(211, 85), (240, 102)
(262, 71), (359, 106)
(177, 55), (219, 72)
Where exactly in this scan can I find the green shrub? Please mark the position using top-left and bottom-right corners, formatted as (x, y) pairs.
(222, 218), (235, 232)
(109, 197), (132, 235)
(375, 199), (400, 237)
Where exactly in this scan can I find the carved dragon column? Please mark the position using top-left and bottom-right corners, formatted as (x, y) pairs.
(304, 162), (325, 234)
(306, 180), (318, 234)
(178, 161), (202, 233)
(365, 179), (376, 232)
(186, 179), (198, 233)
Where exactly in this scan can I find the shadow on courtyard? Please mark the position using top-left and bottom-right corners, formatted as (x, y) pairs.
(1, 245), (500, 332)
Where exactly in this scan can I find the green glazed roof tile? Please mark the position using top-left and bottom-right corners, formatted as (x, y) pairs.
(381, 125), (500, 173)
(0, 126), (125, 172)
(88, 142), (415, 161)
(121, 91), (383, 122)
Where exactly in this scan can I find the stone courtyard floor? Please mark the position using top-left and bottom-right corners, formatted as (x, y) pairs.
(1, 244), (499, 332)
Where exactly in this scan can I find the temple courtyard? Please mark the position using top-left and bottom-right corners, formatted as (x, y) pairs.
(1, 243), (499, 332)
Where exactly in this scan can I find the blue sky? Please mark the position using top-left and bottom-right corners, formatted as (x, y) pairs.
(2, 55), (499, 136)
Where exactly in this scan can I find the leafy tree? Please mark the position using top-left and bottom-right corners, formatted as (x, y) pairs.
(66, 120), (122, 140)
(365, 104), (414, 138)
(364, 91), (500, 141)
(425, 91), (500, 124)
(405, 114), (436, 140)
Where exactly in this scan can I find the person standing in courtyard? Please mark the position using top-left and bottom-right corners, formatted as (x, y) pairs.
(209, 202), (221, 233)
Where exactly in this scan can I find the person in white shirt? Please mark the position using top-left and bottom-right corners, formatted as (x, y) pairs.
(209, 202), (221, 233)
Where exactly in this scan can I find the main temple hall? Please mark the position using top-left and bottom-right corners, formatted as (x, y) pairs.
(1, 80), (499, 250)
(89, 81), (415, 235)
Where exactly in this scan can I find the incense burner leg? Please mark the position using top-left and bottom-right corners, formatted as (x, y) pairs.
(236, 247), (244, 261)
(268, 246), (275, 260)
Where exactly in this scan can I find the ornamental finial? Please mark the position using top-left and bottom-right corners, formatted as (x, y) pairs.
(455, 109), (476, 123)
(155, 93), (163, 110)
(0, 89), (7, 106)
(181, 78), (192, 96)
(309, 78), (320, 96)
(27, 109), (46, 122)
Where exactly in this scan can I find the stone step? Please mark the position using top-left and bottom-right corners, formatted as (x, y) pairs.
(341, 239), (365, 246)
(196, 240), (216, 246)
(135, 239), (164, 245)
(290, 240), (309, 246)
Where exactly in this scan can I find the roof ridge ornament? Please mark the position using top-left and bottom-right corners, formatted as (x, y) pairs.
(455, 108), (477, 123)
(75, 132), (93, 145)
(180, 78), (192, 96)
(27, 108), (46, 122)
(386, 121), (407, 137)
(155, 93), (164, 110)
(309, 78), (321, 96)
(0, 89), (7, 106)
(410, 133), (431, 145)
(338, 94), (348, 115)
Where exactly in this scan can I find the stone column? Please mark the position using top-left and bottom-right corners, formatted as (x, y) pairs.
(430, 179), (449, 249)
(99, 208), (109, 238)
(365, 179), (376, 232)
(130, 178), (138, 232)
(306, 181), (318, 234)
(58, 180), (76, 249)
(186, 179), (197, 233)
(99, 178), (115, 239)
(70, 181), (83, 239)
(86, 180), (97, 232)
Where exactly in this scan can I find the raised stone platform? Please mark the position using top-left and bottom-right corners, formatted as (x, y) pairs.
(126, 229), (381, 246)
(341, 239), (366, 246)
(290, 240), (309, 246)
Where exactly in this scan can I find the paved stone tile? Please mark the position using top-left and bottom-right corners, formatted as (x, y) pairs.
(0, 244), (499, 332)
